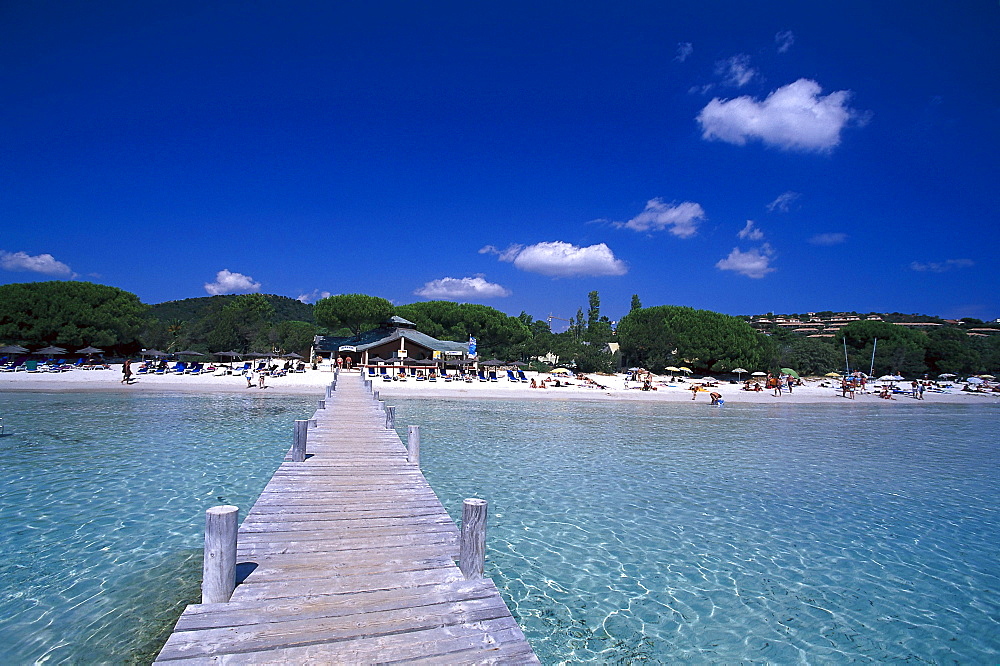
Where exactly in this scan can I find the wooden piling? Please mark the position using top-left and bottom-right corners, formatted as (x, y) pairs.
(385, 406), (396, 429)
(317, 399), (325, 409)
(292, 419), (309, 462)
(459, 498), (488, 580)
(202, 505), (238, 603)
(407, 425), (420, 466)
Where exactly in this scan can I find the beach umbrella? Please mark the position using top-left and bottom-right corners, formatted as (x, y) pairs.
(35, 346), (67, 356)
(0, 344), (29, 355)
(967, 377), (984, 384)
(213, 350), (242, 369)
(751, 371), (766, 377)
(978, 374), (995, 380)
(878, 374), (904, 382)
(511, 361), (528, 367)
(678, 367), (692, 374)
(367, 356), (387, 363)
(780, 368), (800, 379)
(665, 366), (680, 372)
(282, 352), (304, 359)
(938, 373), (956, 378)
(825, 372), (842, 378)
(142, 349), (168, 358)
(732, 367), (748, 381)
(480, 359), (506, 367)
(175, 350), (206, 358)
(550, 367), (572, 375)
(76, 346), (104, 355)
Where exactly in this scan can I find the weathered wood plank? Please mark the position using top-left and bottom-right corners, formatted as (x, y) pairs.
(155, 375), (536, 664)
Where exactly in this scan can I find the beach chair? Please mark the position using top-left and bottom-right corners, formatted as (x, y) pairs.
(477, 370), (488, 382)
(166, 361), (186, 373)
(7, 359), (25, 372)
(517, 370), (530, 382)
(441, 368), (452, 381)
(367, 367), (376, 377)
(506, 369), (519, 382)
(428, 372), (437, 382)
(188, 363), (203, 375)
(380, 368), (391, 381)
(489, 370), (498, 382)
(235, 362), (251, 375)
(25, 360), (41, 372)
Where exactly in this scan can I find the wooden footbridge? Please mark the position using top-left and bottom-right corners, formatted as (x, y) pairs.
(156, 371), (537, 663)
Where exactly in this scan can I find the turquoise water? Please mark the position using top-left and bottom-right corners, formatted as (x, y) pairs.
(0, 391), (313, 663)
(394, 398), (1000, 663)
(1, 393), (997, 663)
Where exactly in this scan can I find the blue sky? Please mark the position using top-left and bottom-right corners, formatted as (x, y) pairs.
(3, 1), (998, 325)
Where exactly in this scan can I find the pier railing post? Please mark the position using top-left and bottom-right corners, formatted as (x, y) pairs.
(385, 406), (396, 429)
(202, 505), (239, 603)
(331, 379), (336, 392)
(373, 390), (379, 402)
(318, 399), (325, 409)
(459, 498), (488, 580)
(292, 419), (309, 462)
(407, 425), (420, 466)
(325, 384), (332, 398)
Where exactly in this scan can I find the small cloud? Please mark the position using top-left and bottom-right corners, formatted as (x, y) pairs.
(767, 191), (800, 212)
(296, 289), (332, 303)
(414, 275), (511, 299)
(738, 220), (764, 240)
(809, 232), (848, 246)
(615, 199), (706, 238)
(775, 30), (795, 53)
(697, 78), (861, 152)
(494, 241), (627, 277)
(716, 244), (776, 278)
(0, 250), (75, 277)
(675, 42), (693, 62)
(479, 244), (522, 262)
(715, 54), (757, 87)
(204, 269), (261, 295)
(910, 259), (974, 273)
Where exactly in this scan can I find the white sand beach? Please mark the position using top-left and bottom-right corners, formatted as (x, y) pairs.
(2, 363), (994, 405)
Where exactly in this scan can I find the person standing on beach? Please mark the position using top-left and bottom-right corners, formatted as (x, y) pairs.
(121, 358), (132, 384)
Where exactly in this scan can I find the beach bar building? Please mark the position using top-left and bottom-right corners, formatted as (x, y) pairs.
(312, 316), (470, 366)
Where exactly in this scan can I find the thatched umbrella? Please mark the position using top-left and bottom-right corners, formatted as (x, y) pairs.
(0, 344), (29, 355)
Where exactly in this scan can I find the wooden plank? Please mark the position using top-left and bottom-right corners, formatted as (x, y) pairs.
(156, 375), (537, 664)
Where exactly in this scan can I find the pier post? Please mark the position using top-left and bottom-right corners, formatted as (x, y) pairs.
(385, 406), (396, 429)
(459, 498), (488, 580)
(331, 379), (337, 392)
(318, 399), (325, 409)
(292, 419), (309, 462)
(373, 390), (379, 402)
(407, 425), (420, 466)
(202, 505), (238, 603)
(325, 384), (332, 398)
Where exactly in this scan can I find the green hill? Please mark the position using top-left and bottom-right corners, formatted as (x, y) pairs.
(149, 294), (314, 323)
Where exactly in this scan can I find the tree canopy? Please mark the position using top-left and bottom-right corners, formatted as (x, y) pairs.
(314, 294), (394, 336)
(0, 281), (148, 351)
(618, 305), (768, 373)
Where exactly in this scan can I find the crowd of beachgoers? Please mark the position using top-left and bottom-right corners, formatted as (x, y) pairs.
(2, 357), (997, 405)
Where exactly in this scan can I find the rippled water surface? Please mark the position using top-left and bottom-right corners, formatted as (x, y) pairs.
(0, 391), (313, 663)
(394, 398), (1000, 663)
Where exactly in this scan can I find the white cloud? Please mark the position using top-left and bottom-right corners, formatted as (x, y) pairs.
(775, 30), (795, 53)
(910, 259), (974, 273)
(204, 269), (261, 295)
(697, 78), (859, 152)
(715, 54), (757, 87)
(716, 244), (776, 278)
(414, 275), (511, 299)
(809, 232), (848, 246)
(0, 250), (75, 277)
(738, 220), (764, 240)
(767, 191), (800, 212)
(493, 241), (627, 277)
(296, 289), (332, 303)
(616, 199), (706, 238)
(675, 42), (693, 62)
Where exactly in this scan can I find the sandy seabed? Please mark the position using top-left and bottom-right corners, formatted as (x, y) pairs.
(2, 364), (994, 406)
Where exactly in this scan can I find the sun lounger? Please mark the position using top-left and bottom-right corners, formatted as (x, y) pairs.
(517, 370), (530, 382)
(506, 369), (519, 382)
(489, 370), (498, 382)
(25, 360), (41, 372)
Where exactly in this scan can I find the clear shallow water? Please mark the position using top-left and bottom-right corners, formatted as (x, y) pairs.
(394, 398), (1000, 663)
(0, 391), (313, 663)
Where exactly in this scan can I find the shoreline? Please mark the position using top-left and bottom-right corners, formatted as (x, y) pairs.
(2, 365), (996, 406)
